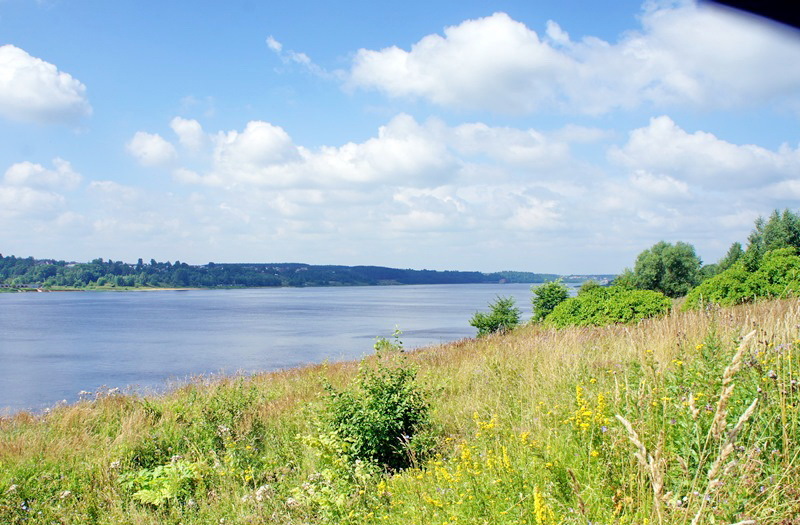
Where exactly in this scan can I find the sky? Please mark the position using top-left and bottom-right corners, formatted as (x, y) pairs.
(1, 0), (800, 274)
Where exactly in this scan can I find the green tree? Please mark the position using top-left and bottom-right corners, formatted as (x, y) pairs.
(628, 241), (701, 298)
(743, 209), (800, 270)
(469, 296), (521, 337)
(684, 247), (800, 309)
(532, 280), (569, 322)
(718, 242), (744, 272)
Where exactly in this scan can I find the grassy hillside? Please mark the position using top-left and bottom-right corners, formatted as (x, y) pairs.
(2, 299), (800, 524)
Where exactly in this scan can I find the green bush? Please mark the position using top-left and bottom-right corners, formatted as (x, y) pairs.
(118, 460), (206, 507)
(531, 280), (569, 322)
(469, 296), (521, 336)
(684, 247), (800, 309)
(545, 286), (671, 328)
(319, 354), (432, 471)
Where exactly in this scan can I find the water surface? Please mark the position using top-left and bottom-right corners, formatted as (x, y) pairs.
(0, 283), (573, 413)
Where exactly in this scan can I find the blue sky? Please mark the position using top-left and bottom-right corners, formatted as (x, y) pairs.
(2, 0), (799, 274)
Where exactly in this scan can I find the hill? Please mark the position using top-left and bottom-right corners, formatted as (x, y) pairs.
(1, 298), (797, 523)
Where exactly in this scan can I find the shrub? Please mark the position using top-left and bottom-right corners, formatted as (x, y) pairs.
(531, 280), (569, 322)
(469, 296), (521, 336)
(319, 354), (432, 471)
(683, 247), (800, 309)
(545, 286), (671, 327)
(118, 459), (206, 506)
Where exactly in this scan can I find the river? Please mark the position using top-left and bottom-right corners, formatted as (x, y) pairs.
(0, 283), (577, 413)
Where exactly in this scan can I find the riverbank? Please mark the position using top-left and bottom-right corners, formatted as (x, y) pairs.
(2, 298), (798, 523)
(0, 285), (200, 293)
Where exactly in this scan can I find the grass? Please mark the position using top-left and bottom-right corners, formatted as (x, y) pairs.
(2, 299), (800, 523)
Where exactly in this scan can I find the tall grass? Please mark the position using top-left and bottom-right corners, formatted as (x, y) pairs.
(2, 299), (800, 523)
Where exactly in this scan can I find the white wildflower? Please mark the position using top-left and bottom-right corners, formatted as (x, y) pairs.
(255, 484), (271, 502)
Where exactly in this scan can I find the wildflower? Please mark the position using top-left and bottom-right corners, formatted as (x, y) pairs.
(590, 450), (600, 457)
(255, 485), (271, 502)
(109, 460), (121, 469)
(59, 490), (71, 499)
(285, 497), (300, 508)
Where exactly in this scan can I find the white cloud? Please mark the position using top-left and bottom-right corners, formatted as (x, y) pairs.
(504, 197), (561, 230)
(0, 185), (66, 219)
(265, 36), (327, 77)
(450, 122), (569, 168)
(116, 111), (800, 272)
(0, 44), (92, 124)
(170, 117), (207, 152)
(347, 12), (569, 113)
(4, 158), (81, 190)
(609, 115), (800, 189)
(87, 180), (142, 204)
(629, 170), (690, 199)
(178, 114), (457, 188)
(345, 4), (800, 114)
(389, 210), (450, 232)
(126, 131), (177, 167)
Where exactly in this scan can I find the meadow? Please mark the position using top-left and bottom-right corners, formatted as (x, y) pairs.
(2, 298), (799, 524)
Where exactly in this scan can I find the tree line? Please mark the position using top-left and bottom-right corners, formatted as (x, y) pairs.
(470, 208), (800, 334)
(0, 256), (563, 289)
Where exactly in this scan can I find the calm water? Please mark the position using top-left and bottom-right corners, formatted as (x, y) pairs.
(0, 283), (575, 413)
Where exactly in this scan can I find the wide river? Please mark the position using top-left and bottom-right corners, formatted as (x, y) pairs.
(0, 283), (576, 414)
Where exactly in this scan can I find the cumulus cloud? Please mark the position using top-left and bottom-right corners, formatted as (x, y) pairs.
(170, 117), (207, 152)
(0, 185), (66, 219)
(504, 197), (561, 231)
(4, 158), (81, 190)
(0, 44), (92, 124)
(345, 4), (800, 114)
(629, 170), (690, 199)
(347, 12), (569, 113)
(126, 131), (177, 167)
(118, 111), (800, 271)
(609, 115), (800, 189)
(450, 122), (569, 168)
(162, 114), (590, 190)
(172, 114), (458, 188)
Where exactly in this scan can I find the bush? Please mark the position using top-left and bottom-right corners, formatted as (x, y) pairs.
(469, 296), (521, 336)
(531, 280), (569, 322)
(683, 247), (800, 309)
(319, 354), (432, 471)
(545, 286), (671, 328)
